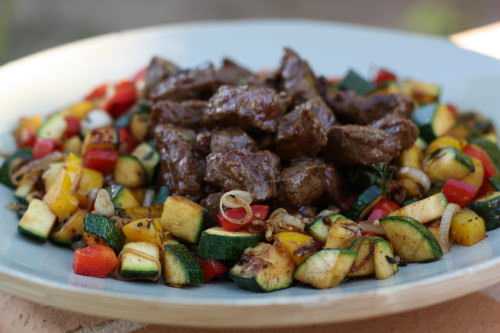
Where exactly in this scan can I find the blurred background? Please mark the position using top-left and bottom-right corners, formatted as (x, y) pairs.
(1, 0), (499, 64)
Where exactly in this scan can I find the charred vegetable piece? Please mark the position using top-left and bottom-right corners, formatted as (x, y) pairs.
(389, 192), (448, 224)
(450, 209), (486, 246)
(426, 136), (462, 156)
(399, 142), (423, 169)
(108, 185), (140, 210)
(197, 227), (262, 261)
(470, 138), (500, 171)
(400, 80), (440, 105)
(38, 113), (67, 140)
(338, 70), (375, 95)
(380, 216), (443, 262)
(412, 103), (456, 142)
(130, 111), (150, 142)
(43, 170), (79, 221)
(18, 199), (57, 242)
(294, 249), (356, 289)
(423, 147), (474, 182)
(124, 205), (163, 220)
(347, 185), (383, 220)
(161, 196), (204, 243)
(119, 242), (160, 281)
(132, 143), (160, 182)
(274, 231), (317, 265)
(462, 157), (485, 189)
(348, 237), (376, 278)
(50, 209), (86, 246)
(73, 245), (118, 278)
(324, 217), (360, 249)
(84, 213), (124, 253)
(307, 213), (345, 242)
(0, 149), (32, 188)
(230, 243), (295, 292)
(122, 218), (163, 246)
(373, 238), (399, 280)
(470, 192), (500, 231)
(114, 156), (146, 188)
(163, 243), (203, 287)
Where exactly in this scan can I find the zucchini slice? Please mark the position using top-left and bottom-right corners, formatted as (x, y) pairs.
(161, 195), (204, 243)
(108, 185), (140, 210)
(83, 213), (124, 253)
(306, 213), (345, 242)
(119, 242), (161, 281)
(324, 217), (360, 249)
(230, 243), (295, 292)
(37, 113), (67, 140)
(132, 143), (160, 182)
(114, 156), (146, 188)
(470, 192), (500, 231)
(338, 69), (375, 95)
(163, 243), (203, 287)
(490, 176), (500, 191)
(197, 227), (262, 261)
(380, 216), (443, 262)
(50, 209), (87, 246)
(347, 185), (383, 221)
(470, 138), (500, 171)
(412, 103), (456, 142)
(348, 237), (376, 278)
(18, 199), (57, 242)
(153, 186), (170, 205)
(373, 238), (399, 280)
(389, 192), (448, 224)
(130, 112), (150, 142)
(423, 147), (474, 182)
(0, 149), (32, 188)
(294, 249), (357, 289)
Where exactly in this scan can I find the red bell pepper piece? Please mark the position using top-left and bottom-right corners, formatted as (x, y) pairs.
(367, 197), (400, 222)
(118, 127), (138, 154)
(443, 179), (478, 207)
(463, 144), (497, 179)
(104, 80), (137, 118)
(446, 103), (459, 117)
(199, 259), (227, 282)
(217, 205), (271, 231)
(83, 149), (118, 174)
(73, 245), (118, 278)
(17, 128), (37, 148)
(64, 116), (81, 138)
(373, 68), (397, 86)
(32, 138), (58, 159)
(85, 83), (108, 101)
(477, 181), (494, 198)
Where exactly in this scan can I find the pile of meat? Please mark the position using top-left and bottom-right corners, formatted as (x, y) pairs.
(147, 49), (418, 216)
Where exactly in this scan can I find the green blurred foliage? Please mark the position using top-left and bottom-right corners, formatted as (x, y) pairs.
(402, 1), (465, 35)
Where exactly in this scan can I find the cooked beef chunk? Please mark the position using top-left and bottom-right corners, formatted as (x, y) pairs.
(278, 48), (321, 102)
(326, 91), (414, 125)
(194, 130), (212, 155)
(205, 149), (280, 201)
(200, 192), (223, 220)
(149, 64), (218, 101)
(215, 58), (262, 86)
(210, 128), (257, 153)
(324, 114), (418, 165)
(151, 100), (207, 128)
(144, 56), (180, 97)
(155, 124), (205, 200)
(279, 159), (326, 206)
(323, 164), (349, 210)
(204, 85), (289, 133)
(275, 97), (334, 159)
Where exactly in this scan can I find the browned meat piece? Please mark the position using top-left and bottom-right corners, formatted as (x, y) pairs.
(279, 159), (326, 207)
(326, 91), (414, 125)
(149, 64), (218, 101)
(215, 58), (262, 86)
(200, 192), (223, 220)
(275, 97), (334, 159)
(323, 164), (349, 210)
(371, 113), (419, 151)
(205, 149), (280, 201)
(210, 128), (257, 153)
(151, 100), (207, 129)
(144, 56), (180, 97)
(278, 48), (321, 101)
(154, 124), (205, 200)
(204, 85), (289, 133)
(194, 130), (212, 155)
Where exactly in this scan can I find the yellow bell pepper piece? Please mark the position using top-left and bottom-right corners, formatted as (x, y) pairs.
(399, 143), (423, 169)
(426, 136), (463, 156)
(450, 209), (486, 246)
(122, 218), (163, 245)
(77, 168), (104, 204)
(42, 162), (64, 192)
(65, 153), (83, 191)
(64, 101), (95, 119)
(462, 157), (484, 188)
(43, 171), (79, 220)
(274, 231), (316, 265)
(124, 205), (163, 220)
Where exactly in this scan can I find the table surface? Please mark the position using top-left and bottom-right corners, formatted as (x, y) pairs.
(3, 23), (500, 333)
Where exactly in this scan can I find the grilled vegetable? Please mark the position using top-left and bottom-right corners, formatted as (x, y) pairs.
(76, 167), (104, 204)
(412, 103), (456, 142)
(124, 205), (163, 220)
(380, 216), (443, 262)
(307, 213), (345, 242)
(426, 136), (463, 156)
(108, 185), (140, 210)
(130, 112), (150, 142)
(470, 192), (500, 230)
(114, 155), (146, 188)
(83, 213), (124, 253)
(163, 243), (203, 287)
(122, 218), (162, 245)
(73, 245), (118, 278)
(274, 231), (317, 265)
(470, 138), (500, 171)
(399, 143), (423, 169)
(389, 192), (448, 223)
(18, 199), (57, 241)
(338, 69), (375, 95)
(347, 185), (383, 220)
(231, 243), (295, 292)
(119, 242), (160, 281)
(348, 237), (375, 278)
(161, 196), (204, 243)
(43, 170), (79, 221)
(197, 227), (262, 261)
(450, 209), (486, 246)
(400, 80), (440, 105)
(423, 147), (474, 182)
(50, 209), (86, 246)
(295, 249), (356, 289)
(373, 238), (399, 280)
(153, 186), (170, 205)
(324, 217), (360, 249)
(462, 157), (485, 188)
(132, 143), (159, 182)
(38, 113), (66, 140)
(63, 136), (83, 154)
(0, 149), (32, 188)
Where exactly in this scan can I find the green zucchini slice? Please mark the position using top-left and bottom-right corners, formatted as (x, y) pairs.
(373, 238), (399, 280)
(114, 155), (146, 188)
(412, 103), (456, 142)
(153, 186), (170, 205)
(83, 213), (124, 253)
(132, 143), (160, 182)
(108, 185), (140, 210)
(18, 199), (57, 242)
(50, 209), (86, 247)
(306, 213), (345, 242)
(38, 112), (67, 140)
(470, 192), (500, 231)
(0, 149), (32, 188)
(120, 242), (161, 281)
(338, 69), (375, 95)
(161, 195), (204, 243)
(423, 147), (475, 182)
(389, 192), (448, 224)
(470, 138), (500, 172)
(347, 185), (383, 220)
(348, 237), (377, 278)
(197, 227), (262, 261)
(163, 243), (203, 287)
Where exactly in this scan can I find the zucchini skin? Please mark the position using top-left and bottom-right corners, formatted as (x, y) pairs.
(0, 149), (32, 188)
(197, 228), (262, 261)
(230, 274), (266, 293)
(84, 214), (124, 253)
(338, 70), (375, 95)
(471, 138), (500, 171)
(470, 192), (500, 231)
(412, 103), (438, 142)
(164, 243), (203, 286)
(347, 185), (382, 220)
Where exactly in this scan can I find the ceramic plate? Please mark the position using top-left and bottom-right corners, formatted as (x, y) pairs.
(1, 20), (500, 328)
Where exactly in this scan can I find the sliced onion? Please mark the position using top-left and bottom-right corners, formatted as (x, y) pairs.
(219, 190), (254, 225)
(439, 203), (460, 253)
(11, 152), (64, 185)
(143, 189), (155, 207)
(399, 167), (431, 192)
(358, 220), (386, 235)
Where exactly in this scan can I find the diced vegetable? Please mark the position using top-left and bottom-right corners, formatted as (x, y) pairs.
(0, 149), (32, 188)
(93, 189), (115, 217)
(153, 186), (170, 205)
(82, 127), (118, 155)
(63, 136), (83, 154)
(64, 101), (95, 119)
(367, 198), (400, 222)
(122, 218), (162, 245)
(76, 168), (104, 203)
(462, 157), (485, 189)
(470, 138), (500, 172)
(373, 68), (397, 86)
(380, 216), (443, 262)
(130, 112), (150, 142)
(470, 192), (500, 230)
(199, 259), (227, 282)
(114, 155), (146, 188)
(132, 143), (159, 181)
(38, 113), (67, 140)
(412, 103), (456, 142)
(197, 227), (262, 261)
(83, 213), (124, 253)
(389, 192), (448, 223)
(119, 242), (160, 281)
(347, 185), (383, 220)
(399, 143), (423, 169)
(33, 138), (59, 159)
(43, 170), (79, 220)
(50, 209), (87, 246)
(81, 109), (113, 134)
(348, 237), (375, 278)
(108, 185), (140, 210)
(274, 231), (317, 265)
(450, 209), (486, 246)
(163, 243), (203, 287)
(73, 245), (118, 278)
(15, 115), (42, 148)
(373, 238), (398, 280)
(324, 217), (360, 249)
(463, 144), (497, 179)
(307, 214), (335, 242)
(423, 147), (474, 182)
(118, 127), (138, 154)
(426, 136), (463, 156)
(400, 80), (441, 105)
(230, 243), (295, 292)
(104, 80), (137, 118)
(18, 199), (56, 241)
(64, 116), (81, 138)
(338, 69), (375, 95)
(295, 249), (356, 289)
(161, 196), (204, 243)
(443, 179), (478, 208)
(83, 149), (118, 174)
(124, 205), (163, 220)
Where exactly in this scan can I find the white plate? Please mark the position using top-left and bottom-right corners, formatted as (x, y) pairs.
(1, 19), (500, 328)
